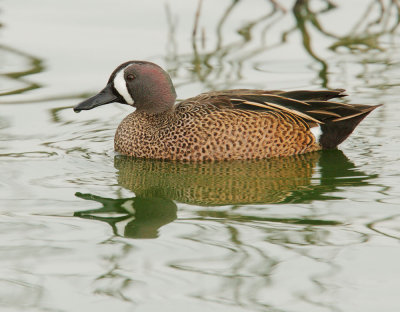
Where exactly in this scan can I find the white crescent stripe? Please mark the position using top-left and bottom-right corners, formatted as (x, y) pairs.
(113, 65), (134, 105)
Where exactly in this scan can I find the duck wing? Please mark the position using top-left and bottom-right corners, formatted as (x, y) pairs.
(181, 89), (381, 149)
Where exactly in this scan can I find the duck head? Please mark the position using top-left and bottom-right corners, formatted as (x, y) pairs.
(74, 61), (177, 114)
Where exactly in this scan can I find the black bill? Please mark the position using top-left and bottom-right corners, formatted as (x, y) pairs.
(74, 83), (118, 113)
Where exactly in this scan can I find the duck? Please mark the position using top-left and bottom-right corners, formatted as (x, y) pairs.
(73, 61), (381, 161)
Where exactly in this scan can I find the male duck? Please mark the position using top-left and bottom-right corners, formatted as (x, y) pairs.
(74, 61), (381, 161)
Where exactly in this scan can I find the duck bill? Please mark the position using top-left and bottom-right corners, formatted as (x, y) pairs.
(74, 84), (118, 113)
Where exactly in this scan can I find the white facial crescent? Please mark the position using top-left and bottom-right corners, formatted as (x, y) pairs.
(113, 65), (134, 105)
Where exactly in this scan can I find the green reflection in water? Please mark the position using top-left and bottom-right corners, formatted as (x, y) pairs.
(74, 150), (376, 239)
(0, 44), (44, 97)
(74, 194), (177, 239)
(165, 0), (400, 91)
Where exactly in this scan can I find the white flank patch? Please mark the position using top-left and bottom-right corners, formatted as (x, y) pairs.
(310, 125), (322, 142)
(113, 65), (134, 105)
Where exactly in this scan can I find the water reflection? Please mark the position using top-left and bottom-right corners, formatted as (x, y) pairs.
(74, 193), (177, 239)
(0, 4), (42, 96)
(292, 0), (400, 87)
(74, 150), (376, 238)
(165, 0), (400, 90)
(0, 44), (44, 96)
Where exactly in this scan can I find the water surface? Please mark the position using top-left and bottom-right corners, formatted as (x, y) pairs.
(1, 0), (400, 311)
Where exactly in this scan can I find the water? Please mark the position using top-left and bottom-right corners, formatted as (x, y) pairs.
(1, 0), (400, 311)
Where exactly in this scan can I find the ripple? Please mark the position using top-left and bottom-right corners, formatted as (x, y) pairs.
(0, 277), (43, 309)
(0, 151), (58, 159)
(367, 214), (400, 240)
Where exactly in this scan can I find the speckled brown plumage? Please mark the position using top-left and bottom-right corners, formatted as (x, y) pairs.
(114, 97), (314, 161)
(74, 61), (382, 161)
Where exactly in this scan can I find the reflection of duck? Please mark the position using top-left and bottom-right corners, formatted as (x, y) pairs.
(114, 150), (374, 205)
(74, 150), (375, 238)
(74, 194), (177, 239)
(115, 152), (321, 205)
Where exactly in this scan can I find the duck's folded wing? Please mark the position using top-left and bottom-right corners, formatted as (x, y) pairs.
(188, 89), (381, 149)
(201, 89), (378, 125)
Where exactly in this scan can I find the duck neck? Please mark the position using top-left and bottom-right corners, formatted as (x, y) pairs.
(135, 91), (176, 114)
(134, 69), (177, 114)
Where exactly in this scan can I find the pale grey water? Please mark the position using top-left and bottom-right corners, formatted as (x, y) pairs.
(1, 0), (400, 311)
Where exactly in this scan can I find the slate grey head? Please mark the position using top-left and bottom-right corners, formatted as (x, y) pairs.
(74, 61), (177, 114)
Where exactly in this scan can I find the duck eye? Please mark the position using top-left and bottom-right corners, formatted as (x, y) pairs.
(127, 74), (135, 81)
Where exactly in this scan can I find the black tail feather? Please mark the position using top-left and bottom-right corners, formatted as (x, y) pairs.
(319, 105), (382, 149)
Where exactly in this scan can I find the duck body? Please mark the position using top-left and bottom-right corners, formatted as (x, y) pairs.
(114, 92), (321, 161)
(74, 61), (381, 161)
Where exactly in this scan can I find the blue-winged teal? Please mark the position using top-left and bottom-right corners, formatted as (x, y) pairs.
(74, 61), (381, 161)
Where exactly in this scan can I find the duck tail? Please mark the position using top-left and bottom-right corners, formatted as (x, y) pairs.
(318, 104), (382, 149)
